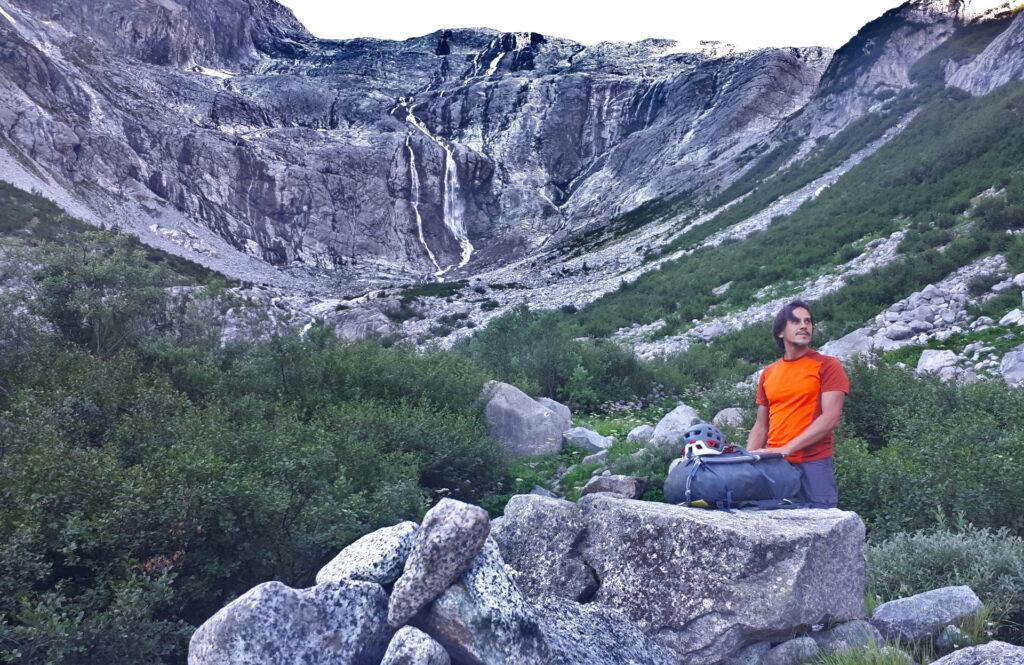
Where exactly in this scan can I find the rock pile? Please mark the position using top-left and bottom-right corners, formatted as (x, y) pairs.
(823, 258), (1024, 385)
(189, 493), (1016, 665)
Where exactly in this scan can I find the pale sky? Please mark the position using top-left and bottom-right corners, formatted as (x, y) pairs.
(278, 0), (908, 50)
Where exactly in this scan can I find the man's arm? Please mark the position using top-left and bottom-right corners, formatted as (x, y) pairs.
(773, 391), (845, 457)
(747, 405), (769, 451)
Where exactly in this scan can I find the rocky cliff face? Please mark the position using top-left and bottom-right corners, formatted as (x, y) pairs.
(1, 0), (1023, 306)
(0, 0), (831, 286)
(948, 9), (1024, 94)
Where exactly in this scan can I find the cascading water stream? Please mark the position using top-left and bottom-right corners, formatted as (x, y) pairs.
(405, 135), (443, 275)
(400, 100), (474, 279)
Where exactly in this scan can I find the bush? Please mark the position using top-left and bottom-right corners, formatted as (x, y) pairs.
(866, 518), (1024, 642)
(836, 361), (1024, 537)
(0, 228), (511, 663)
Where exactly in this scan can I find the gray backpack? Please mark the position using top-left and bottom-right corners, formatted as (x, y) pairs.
(663, 448), (802, 509)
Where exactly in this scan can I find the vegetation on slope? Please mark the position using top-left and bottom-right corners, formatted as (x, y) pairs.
(0, 217), (506, 663)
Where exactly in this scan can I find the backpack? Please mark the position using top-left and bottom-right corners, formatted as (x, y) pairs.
(662, 449), (803, 510)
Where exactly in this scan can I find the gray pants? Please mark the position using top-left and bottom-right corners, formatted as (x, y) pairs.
(794, 458), (838, 508)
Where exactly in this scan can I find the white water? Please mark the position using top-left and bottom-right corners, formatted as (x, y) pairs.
(0, 5), (18, 27)
(405, 135), (443, 275)
(402, 102), (474, 276)
(484, 51), (504, 76)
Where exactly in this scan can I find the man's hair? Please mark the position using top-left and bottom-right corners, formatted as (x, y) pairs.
(772, 300), (814, 351)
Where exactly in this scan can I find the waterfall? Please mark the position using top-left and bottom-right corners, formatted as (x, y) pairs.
(406, 135), (443, 275)
(402, 102), (475, 277)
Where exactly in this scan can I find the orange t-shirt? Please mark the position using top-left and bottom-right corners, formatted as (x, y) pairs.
(755, 350), (850, 464)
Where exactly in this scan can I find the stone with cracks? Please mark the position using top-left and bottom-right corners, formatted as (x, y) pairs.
(870, 585), (983, 644)
(537, 398), (572, 427)
(580, 475), (648, 499)
(998, 309), (1024, 327)
(725, 641), (771, 665)
(762, 637), (818, 665)
(812, 619), (883, 654)
(188, 580), (391, 665)
(416, 537), (552, 665)
(490, 494), (597, 602)
(534, 595), (679, 665)
(482, 382), (568, 458)
(327, 309), (396, 342)
(627, 425), (655, 445)
(576, 495), (865, 664)
(651, 403), (702, 450)
(317, 521), (418, 585)
(712, 408), (745, 429)
(417, 537), (677, 665)
(929, 640), (1024, 664)
(916, 349), (958, 376)
(563, 426), (614, 453)
(389, 499), (490, 627)
(381, 627), (451, 665)
(1000, 343), (1024, 387)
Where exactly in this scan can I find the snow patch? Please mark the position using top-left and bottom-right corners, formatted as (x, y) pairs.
(193, 66), (236, 80)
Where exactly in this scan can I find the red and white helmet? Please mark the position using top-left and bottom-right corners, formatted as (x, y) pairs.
(682, 423), (733, 458)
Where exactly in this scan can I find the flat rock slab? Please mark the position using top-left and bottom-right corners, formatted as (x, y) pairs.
(871, 585), (983, 644)
(577, 495), (865, 664)
(563, 426), (614, 453)
(490, 495), (597, 602)
(580, 474), (647, 499)
(317, 521), (418, 585)
(381, 627), (450, 665)
(188, 580), (391, 665)
(930, 640), (1024, 664)
(389, 499), (490, 627)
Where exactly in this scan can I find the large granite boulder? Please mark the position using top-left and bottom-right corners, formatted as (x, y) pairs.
(537, 397), (572, 426)
(417, 537), (677, 665)
(870, 586), (983, 644)
(188, 580), (391, 665)
(482, 381), (570, 458)
(416, 538), (551, 665)
(930, 640), (1024, 664)
(381, 627), (450, 665)
(389, 499), (490, 627)
(490, 495), (597, 602)
(651, 403), (702, 451)
(576, 495), (865, 664)
(317, 521), (418, 585)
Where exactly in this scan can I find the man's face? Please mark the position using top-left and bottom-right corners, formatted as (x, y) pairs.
(779, 307), (813, 348)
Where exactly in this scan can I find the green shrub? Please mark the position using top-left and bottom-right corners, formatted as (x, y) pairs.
(866, 518), (1024, 642)
(836, 361), (1024, 537)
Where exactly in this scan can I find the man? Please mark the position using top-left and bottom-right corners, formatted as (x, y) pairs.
(747, 301), (850, 508)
